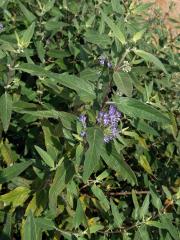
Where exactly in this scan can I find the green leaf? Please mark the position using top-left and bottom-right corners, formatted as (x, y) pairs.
(89, 223), (104, 234)
(160, 214), (179, 240)
(91, 185), (110, 212)
(21, 22), (35, 48)
(134, 119), (159, 136)
(147, 216), (179, 240)
(0, 161), (33, 184)
(132, 29), (146, 42)
(101, 147), (137, 186)
(2, 212), (12, 239)
(132, 3), (154, 14)
(110, 199), (124, 227)
(17, 63), (95, 101)
(132, 189), (140, 219)
(113, 96), (170, 123)
(149, 185), (162, 211)
(43, 0), (56, 14)
(25, 191), (47, 217)
(36, 41), (45, 63)
(0, 92), (12, 132)
(111, 0), (125, 14)
(84, 30), (111, 47)
(14, 109), (59, 118)
(82, 127), (104, 182)
(13, 107), (76, 130)
(42, 121), (60, 160)
(47, 49), (70, 59)
(0, 140), (14, 165)
(0, 0), (6, 7)
(22, 211), (37, 240)
(146, 220), (165, 228)
(162, 185), (172, 200)
(140, 194), (150, 219)
(134, 225), (150, 240)
(113, 72), (133, 97)
(75, 143), (84, 169)
(35, 145), (55, 169)
(133, 49), (167, 74)
(17, 1), (36, 23)
(0, 186), (30, 208)
(49, 160), (75, 214)
(101, 10), (126, 45)
(139, 155), (153, 175)
(35, 217), (55, 231)
(73, 199), (88, 229)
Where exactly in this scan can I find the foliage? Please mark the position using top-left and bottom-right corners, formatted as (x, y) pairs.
(0, 0), (179, 239)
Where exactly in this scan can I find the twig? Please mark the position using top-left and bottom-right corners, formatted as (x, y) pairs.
(107, 190), (151, 196)
(114, 48), (131, 72)
(100, 48), (131, 110)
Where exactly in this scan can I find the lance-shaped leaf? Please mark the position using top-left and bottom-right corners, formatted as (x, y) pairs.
(49, 160), (75, 214)
(140, 194), (150, 219)
(132, 29), (146, 43)
(0, 160), (33, 184)
(110, 199), (124, 227)
(149, 185), (162, 211)
(0, 186), (30, 208)
(134, 225), (150, 240)
(82, 127), (104, 182)
(139, 155), (153, 175)
(91, 185), (110, 212)
(21, 22), (35, 48)
(101, 146), (137, 186)
(17, 0), (36, 23)
(101, 10), (126, 45)
(133, 49), (167, 74)
(113, 96), (170, 123)
(35, 145), (55, 169)
(17, 63), (95, 101)
(113, 72), (133, 97)
(73, 199), (88, 229)
(2, 212), (12, 239)
(22, 211), (37, 240)
(0, 92), (12, 132)
(35, 217), (56, 232)
(84, 30), (111, 47)
(160, 214), (179, 240)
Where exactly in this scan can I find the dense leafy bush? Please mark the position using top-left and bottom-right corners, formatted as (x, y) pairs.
(0, 0), (179, 239)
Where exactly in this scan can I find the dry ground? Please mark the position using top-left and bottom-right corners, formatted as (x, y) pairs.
(141, 0), (180, 36)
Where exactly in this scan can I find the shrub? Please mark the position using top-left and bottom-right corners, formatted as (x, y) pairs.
(0, 0), (179, 239)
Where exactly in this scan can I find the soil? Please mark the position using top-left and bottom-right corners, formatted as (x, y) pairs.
(141, 0), (180, 36)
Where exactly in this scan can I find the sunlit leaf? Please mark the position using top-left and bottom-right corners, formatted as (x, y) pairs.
(91, 185), (110, 212)
(133, 49), (167, 74)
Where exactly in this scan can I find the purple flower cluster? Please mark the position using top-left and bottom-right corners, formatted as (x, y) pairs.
(97, 105), (121, 143)
(78, 105), (121, 143)
(99, 55), (112, 68)
(79, 115), (87, 137)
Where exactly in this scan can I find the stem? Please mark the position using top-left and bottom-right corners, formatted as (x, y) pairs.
(114, 48), (131, 72)
(6, 54), (17, 86)
(107, 190), (160, 196)
(100, 48), (131, 110)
